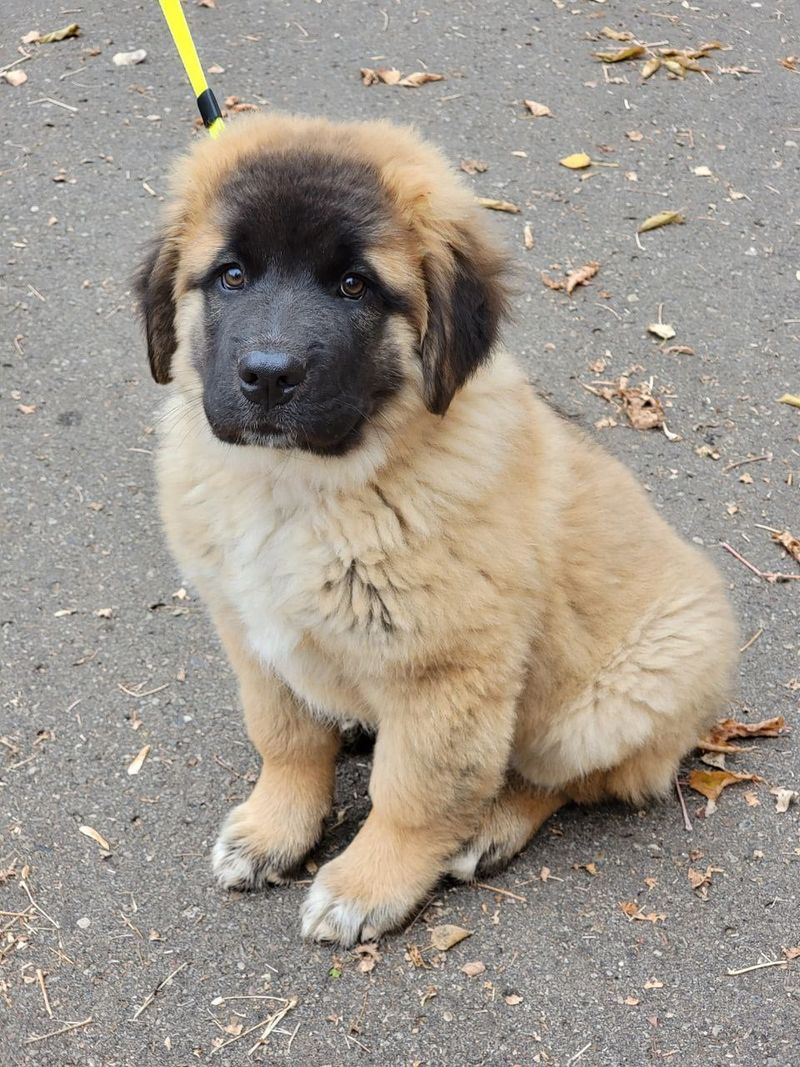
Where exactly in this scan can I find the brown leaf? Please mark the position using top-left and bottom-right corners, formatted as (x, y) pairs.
(621, 387), (664, 431)
(704, 716), (787, 745)
(687, 865), (722, 891)
(461, 961), (486, 977)
(541, 273), (564, 291)
(687, 769), (764, 804)
(641, 57), (661, 79)
(620, 901), (665, 923)
(2, 69), (28, 87)
(523, 223), (535, 250)
(565, 261), (600, 295)
(783, 947), (800, 960)
(360, 67), (401, 85)
(430, 924), (472, 951)
(476, 197), (520, 214)
(397, 72), (445, 88)
(354, 941), (381, 973)
(744, 791), (760, 807)
(505, 993), (523, 1005)
(523, 99), (552, 118)
(638, 210), (685, 233)
(223, 95), (258, 113)
(778, 56), (798, 72)
(593, 45), (646, 63)
(771, 530), (800, 565)
(460, 158), (488, 175)
(600, 27), (634, 42)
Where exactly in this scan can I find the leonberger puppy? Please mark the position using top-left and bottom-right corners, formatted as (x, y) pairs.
(136, 113), (738, 946)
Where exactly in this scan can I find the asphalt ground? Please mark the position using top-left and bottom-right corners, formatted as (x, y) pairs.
(1, 1), (799, 1064)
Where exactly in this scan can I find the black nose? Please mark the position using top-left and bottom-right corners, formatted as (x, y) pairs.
(238, 350), (306, 410)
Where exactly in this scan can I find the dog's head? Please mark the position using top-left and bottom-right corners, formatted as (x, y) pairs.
(136, 114), (510, 456)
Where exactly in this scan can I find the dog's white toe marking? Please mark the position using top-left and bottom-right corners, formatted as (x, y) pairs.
(300, 877), (366, 945)
(211, 817), (288, 891)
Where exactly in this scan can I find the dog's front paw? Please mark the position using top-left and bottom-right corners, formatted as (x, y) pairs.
(299, 857), (412, 946)
(212, 802), (307, 891)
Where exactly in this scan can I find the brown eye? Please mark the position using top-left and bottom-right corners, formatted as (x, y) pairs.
(221, 264), (245, 290)
(339, 273), (366, 299)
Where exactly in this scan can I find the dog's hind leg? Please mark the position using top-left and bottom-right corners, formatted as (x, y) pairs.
(444, 775), (566, 881)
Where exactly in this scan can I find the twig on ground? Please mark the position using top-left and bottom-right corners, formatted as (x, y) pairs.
(20, 880), (59, 929)
(474, 882), (528, 903)
(722, 454), (771, 473)
(131, 962), (187, 1021)
(36, 969), (53, 1017)
(727, 959), (788, 976)
(24, 1018), (92, 1044)
(739, 628), (764, 654)
(720, 542), (800, 583)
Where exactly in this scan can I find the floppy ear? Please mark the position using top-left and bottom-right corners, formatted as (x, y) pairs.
(419, 223), (510, 415)
(134, 233), (181, 385)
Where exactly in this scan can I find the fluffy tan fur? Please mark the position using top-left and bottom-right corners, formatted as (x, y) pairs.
(150, 114), (738, 945)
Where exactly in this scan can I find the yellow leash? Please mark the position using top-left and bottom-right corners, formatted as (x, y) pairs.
(159, 0), (224, 139)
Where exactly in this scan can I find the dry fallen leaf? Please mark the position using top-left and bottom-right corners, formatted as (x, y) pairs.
(476, 197), (520, 214)
(504, 993), (523, 1005)
(430, 924), (472, 951)
(600, 27), (634, 42)
(770, 787), (798, 813)
(624, 995), (640, 1006)
(744, 791), (760, 807)
(360, 67), (400, 85)
(560, 152), (592, 170)
(541, 273), (565, 291)
(771, 530), (800, 565)
(397, 71), (445, 88)
(2, 70), (28, 87)
(113, 49), (147, 66)
(461, 961), (486, 977)
(460, 158), (488, 175)
(594, 45), (646, 63)
(643, 978), (664, 989)
(702, 716), (787, 746)
(783, 947), (800, 960)
(692, 165), (713, 177)
(779, 56), (799, 73)
(688, 769), (764, 815)
(79, 825), (110, 852)
(127, 744), (151, 776)
(647, 322), (676, 341)
(223, 95), (258, 114)
(638, 210), (685, 233)
(688, 865), (722, 892)
(621, 387), (664, 431)
(354, 941), (381, 973)
(626, 130), (644, 142)
(620, 901), (666, 923)
(778, 393), (800, 409)
(523, 223), (535, 250)
(641, 56), (661, 79)
(27, 23), (81, 44)
(565, 261), (600, 295)
(523, 99), (552, 118)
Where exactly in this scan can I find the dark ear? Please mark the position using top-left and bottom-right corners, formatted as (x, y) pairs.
(419, 229), (510, 415)
(134, 234), (180, 384)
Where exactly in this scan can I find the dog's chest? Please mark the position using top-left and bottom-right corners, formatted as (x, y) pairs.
(176, 473), (417, 690)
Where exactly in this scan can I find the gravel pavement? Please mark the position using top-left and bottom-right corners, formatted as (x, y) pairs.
(2, 1), (799, 1064)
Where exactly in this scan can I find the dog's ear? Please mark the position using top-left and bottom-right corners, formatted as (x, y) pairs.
(419, 222), (510, 415)
(134, 232), (181, 385)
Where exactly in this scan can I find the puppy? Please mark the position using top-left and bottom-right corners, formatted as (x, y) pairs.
(136, 113), (738, 946)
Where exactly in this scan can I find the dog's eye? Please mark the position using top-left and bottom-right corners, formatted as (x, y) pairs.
(339, 273), (366, 300)
(220, 264), (245, 290)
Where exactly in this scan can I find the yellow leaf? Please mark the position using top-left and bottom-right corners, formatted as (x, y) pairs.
(778, 393), (800, 409)
(32, 23), (80, 44)
(687, 769), (763, 803)
(593, 45), (646, 63)
(476, 197), (520, 214)
(641, 57), (661, 79)
(79, 825), (110, 852)
(560, 152), (592, 170)
(638, 210), (685, 233)
(600, 27), (634, 42)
